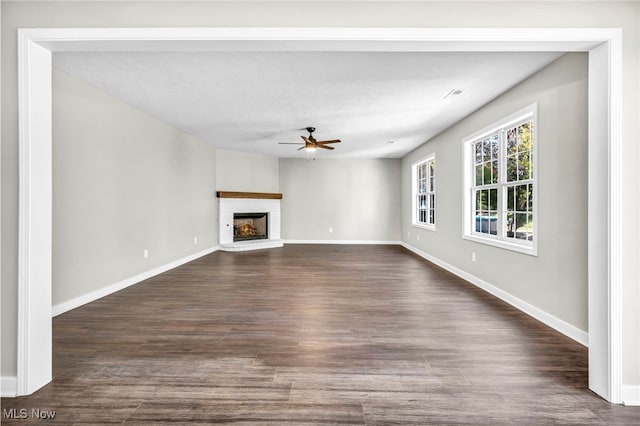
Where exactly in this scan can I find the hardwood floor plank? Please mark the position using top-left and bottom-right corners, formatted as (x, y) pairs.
(125, 401), (365, 424)
(277, 368), (470, 391)
(2, 244), (638, 425)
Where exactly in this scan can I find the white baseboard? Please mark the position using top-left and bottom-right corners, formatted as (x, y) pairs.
(622, 385), (640, 406)
(52, 246), (218, 317)
(400, 242), (589, 347)
(1, 376), (17, 397)
(285, 239), (402, 245)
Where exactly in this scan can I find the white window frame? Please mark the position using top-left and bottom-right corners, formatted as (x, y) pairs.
(462, 103), (538, 256)
(412, 153), (436, 231)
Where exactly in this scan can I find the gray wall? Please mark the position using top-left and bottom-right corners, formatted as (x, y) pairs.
(1, 1), (638, 386)
(52, 68), (218, 307)
(402, 53), (588, 331)
(216, 149), (279, 193)
(280, 159), (401, 242)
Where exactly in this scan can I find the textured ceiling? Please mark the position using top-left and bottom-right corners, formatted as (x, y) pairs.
(53, 51), (563, 158)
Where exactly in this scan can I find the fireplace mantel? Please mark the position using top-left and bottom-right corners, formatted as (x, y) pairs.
(216, 191), (282, 200)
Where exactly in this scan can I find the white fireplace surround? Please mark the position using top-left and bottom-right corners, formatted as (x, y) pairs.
(218, 196), (283, 251)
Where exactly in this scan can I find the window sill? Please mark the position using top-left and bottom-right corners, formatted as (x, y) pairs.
(412, 223), (436, 232)
(463, 233), (537, 256)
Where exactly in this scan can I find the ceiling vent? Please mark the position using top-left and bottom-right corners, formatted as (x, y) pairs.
(444, 89), (464, 99)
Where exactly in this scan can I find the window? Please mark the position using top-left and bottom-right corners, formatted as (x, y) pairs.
(412, 154), (436, 230)
(463, 104), (537, 255)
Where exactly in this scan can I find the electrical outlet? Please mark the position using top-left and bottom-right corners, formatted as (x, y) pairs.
(194, 236), (198, 244)
(471, 252), (476, 262)
(329, 227), (333, 233)
(143, 249), (149, 258)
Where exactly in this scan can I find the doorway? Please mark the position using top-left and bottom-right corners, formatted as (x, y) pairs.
(15, 27), (622, 402)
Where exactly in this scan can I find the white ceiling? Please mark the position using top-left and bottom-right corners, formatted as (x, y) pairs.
(53, 51), (563, 158)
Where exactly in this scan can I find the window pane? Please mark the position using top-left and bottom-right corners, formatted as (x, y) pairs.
(480, 190), (489, 210)
(483, 138), (491, 162)
(429, 194), (435, 210)
(507, 128), (517, 155)
(475, 141), (483, 164)
(527, 213), (534, 240)
(517, 121), (532, 152)
(515, 213), (527, 239)
(507, 186), (515, 211)
(476, 211), (489, 234)
(489, 188), (497, 211)
(419, 210), (426, 223)
(483, 162), (492, 185)
(475, 190), (482, 210)
(528, 184), (533, 208)
(516, 185), (528, 211)
(491, 160), (499, 184)
(506, 211), (515, 237)
(518, 151), (530, 180)
(475, 165), (483, 186)
(429, 163), (435, 191)
(489, 211), (498, 235)
(419, 180), (426, 193)
(491, 134), (499, 160)
(419, 195), (427, 209)
(429, 209), (435, 224)
(507, 154), (517, 182)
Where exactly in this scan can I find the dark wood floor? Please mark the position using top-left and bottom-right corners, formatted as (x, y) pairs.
(2, 245), (639, 425)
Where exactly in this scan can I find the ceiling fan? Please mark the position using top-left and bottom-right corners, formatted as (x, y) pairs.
(279, 127), (341, 152)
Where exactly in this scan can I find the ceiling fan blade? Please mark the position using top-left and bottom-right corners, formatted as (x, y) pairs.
(278, 142), (304, 145)
(289, 129), (339, 151)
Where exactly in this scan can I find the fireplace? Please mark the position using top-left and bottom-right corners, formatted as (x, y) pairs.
(217, 191), (283, 251)
(233, 213), (268, 242)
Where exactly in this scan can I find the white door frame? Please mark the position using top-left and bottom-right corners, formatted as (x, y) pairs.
(16, 27), (623, 401)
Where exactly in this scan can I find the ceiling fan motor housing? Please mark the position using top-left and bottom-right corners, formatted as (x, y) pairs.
(306, 127), (316, 142)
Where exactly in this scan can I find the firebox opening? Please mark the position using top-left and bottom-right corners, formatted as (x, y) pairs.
(233, 213), (269, 242)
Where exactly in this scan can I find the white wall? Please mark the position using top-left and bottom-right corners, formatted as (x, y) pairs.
(216, 149), (279, 193)
(52, 68), (218, 308)
(1, 0), (638, 388)
(280, 158), (401, 242)
(403, 53), (588, 334)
